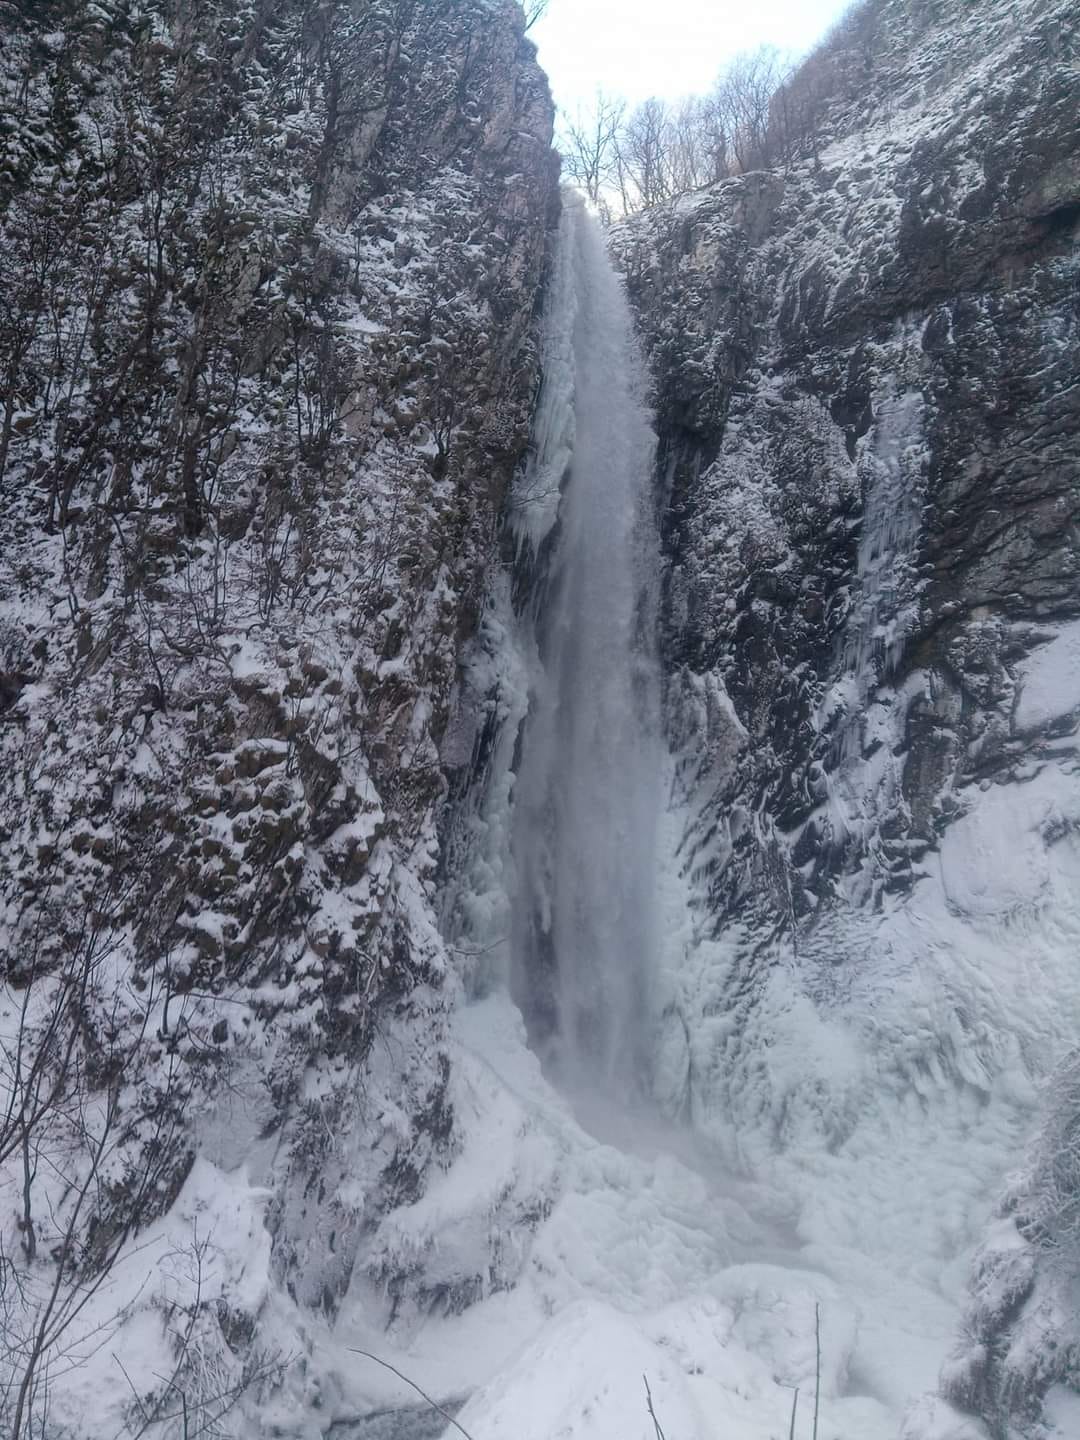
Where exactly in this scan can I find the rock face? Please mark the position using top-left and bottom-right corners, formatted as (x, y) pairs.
(0, 0), (557, 1430)
(616, 0), (1080, 926)
(613, 0), (1080, 1432)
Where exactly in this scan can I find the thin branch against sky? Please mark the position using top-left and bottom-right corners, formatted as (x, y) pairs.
(529, 0), (855, 110)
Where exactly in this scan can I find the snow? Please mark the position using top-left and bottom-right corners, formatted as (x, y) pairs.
(362, 1015), (562, 1311)
(452, 1291), (861, 1440)
(1043, 1385), (1080, 1432)
(339, 151), (1079, 1439)
(345, 5), (1080, 1436)
(0, 1158), (276, 1440)
(454, 1301), (710, 1440)
(321, 202), (1017, 1440)
(321, 986), (906, 1440)
(939, 766), (1080, 919)
(1014, 619), (1080, 731)
(390, 748), (1080, 1438)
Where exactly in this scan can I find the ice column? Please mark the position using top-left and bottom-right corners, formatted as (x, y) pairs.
(509, 195), (663, 1095)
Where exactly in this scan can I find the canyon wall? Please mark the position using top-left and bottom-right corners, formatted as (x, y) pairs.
(0, 1), (557, 1430)
(612, 0), (1080, 1431)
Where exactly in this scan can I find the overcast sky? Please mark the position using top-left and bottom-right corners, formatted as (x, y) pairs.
(530, 0), (854, 112)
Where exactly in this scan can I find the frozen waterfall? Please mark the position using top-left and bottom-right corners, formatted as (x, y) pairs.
(400, 195), (1080, 1440)
(508, 195), (663, 1095)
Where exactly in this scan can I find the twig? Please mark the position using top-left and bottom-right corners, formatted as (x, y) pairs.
(788, 1385), (799, 1440)
(813, 1302), (821, 1440)
(349, 1349), (476, 1440)
(446, 937), (507, 958)
(643, 1373), (666, 1440)
(113, 1352), (149, 1427)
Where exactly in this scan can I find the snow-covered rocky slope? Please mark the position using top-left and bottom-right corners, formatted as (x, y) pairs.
(605, 0), (1080, 1433)
(0, 1), (557, 1433)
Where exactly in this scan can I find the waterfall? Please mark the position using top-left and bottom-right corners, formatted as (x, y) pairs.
(508, 195), (663, 1096)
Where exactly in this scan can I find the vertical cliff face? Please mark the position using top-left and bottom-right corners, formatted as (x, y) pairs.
(615, 0), (1080, 928)
(611, 0), (1080, 1432)
(0, 1), (557, 1431)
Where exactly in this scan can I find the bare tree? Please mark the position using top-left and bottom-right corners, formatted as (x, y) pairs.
(769, 59), (827, 170)
(0, 846), (215, 1437)
(556, 46), (801, 223)
(695, 91), (731, 184)
(521, 0), (550, 30)
(558, 92), (626, 219)
(711, 45), (788, 173)
(615, 97), (676, 210)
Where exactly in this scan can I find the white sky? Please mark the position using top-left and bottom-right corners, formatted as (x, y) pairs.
(530, 0), (854, 112)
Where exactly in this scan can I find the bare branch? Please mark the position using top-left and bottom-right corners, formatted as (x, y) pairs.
(643, 1373), (666, 1440)
(522, 0), (550, 32)
(350, 1349), (477, 1440)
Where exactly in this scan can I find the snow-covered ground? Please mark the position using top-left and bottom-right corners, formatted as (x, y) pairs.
(8, 19), (1077, 1426)
(52, 530), (1075, 1440)
(321, 731), (1080, 1439)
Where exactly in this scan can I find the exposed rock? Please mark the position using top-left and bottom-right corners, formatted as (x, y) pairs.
(614, 0), (1080, 925)
(614, 2), (1080, 1431)
(0, 0), (557, 1430)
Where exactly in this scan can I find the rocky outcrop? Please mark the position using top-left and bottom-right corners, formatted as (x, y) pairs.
(0, 0), (557, 1431)
(614, 1), (1080, 1432)
(614, 0), (1080, 926)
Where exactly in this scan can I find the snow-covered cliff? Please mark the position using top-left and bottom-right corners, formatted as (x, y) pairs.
(610, 0), (1080, 1433)
(0, 1), (557, 1432)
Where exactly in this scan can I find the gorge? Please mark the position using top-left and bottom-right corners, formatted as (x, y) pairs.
(1, 0), (1079, 1438)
